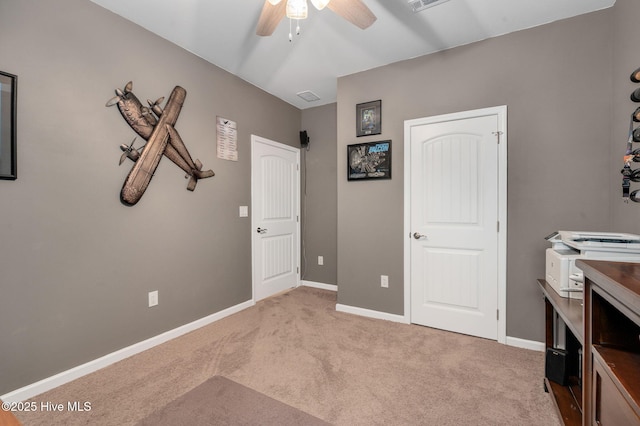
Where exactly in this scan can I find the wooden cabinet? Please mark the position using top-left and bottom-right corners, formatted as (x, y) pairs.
(540, 260), (640, 425)
(592, 348), (640, 425)
(579, 260), (640, 426)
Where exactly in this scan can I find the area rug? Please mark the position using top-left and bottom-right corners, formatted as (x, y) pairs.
(135, 375), (330, 426)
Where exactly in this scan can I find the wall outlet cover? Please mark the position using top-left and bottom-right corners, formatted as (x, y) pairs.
(381, 275), (389, 288)
(148, 290), (159, 307)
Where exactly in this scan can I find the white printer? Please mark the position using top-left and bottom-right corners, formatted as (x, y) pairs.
(545, 231), (640, 299)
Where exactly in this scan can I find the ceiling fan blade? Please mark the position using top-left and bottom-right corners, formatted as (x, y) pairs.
(327, 0), (377, 30)
(256, 0), (287, 36)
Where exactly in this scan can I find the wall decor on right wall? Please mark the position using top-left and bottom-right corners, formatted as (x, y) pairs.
(622, 66), (640, 202)
(356, 99), (381, 137)
(347, 140), (391, 181)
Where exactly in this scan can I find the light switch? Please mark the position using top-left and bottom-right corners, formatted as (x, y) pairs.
(239, 206), (249, 217)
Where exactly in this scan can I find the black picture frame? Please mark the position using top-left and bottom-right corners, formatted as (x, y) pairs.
(356, 100), (381, 137)
(0, 71), (17, 180)
(347, 140), (391, 181)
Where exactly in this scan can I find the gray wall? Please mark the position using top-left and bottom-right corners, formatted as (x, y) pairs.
(336, 9), (613, 340)
(0, 0), (301, 395)
(301, 104), (338, 285)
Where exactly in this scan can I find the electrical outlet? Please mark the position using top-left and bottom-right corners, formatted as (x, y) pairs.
(381, 275), (389, 288)
(318, 256), (324, 266)
(148, 290), (158, 307)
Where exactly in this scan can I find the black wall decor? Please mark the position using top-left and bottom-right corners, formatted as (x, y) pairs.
(347, 140), (391, 181)
(0, 71), (17, 180)
(356, 100), (381, 137)
(622, 67), (640, 202)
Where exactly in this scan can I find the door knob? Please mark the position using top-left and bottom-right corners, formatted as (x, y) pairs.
(413, 232), (427, 240)
(257, 227), (268, 234)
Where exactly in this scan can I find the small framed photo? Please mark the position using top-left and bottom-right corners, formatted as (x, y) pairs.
(347, 140), (391, 181)
(0, 71), (17, 180)
(356, 100), (381, 137)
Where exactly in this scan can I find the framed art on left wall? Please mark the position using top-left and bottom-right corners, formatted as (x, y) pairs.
(0, 71), (17, 180)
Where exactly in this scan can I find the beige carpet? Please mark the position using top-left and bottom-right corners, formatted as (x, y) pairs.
(15, 287), (560, 425)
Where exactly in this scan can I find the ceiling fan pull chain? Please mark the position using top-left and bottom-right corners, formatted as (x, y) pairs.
(289, 18), (293, 41)
(296, 19), (301, 35)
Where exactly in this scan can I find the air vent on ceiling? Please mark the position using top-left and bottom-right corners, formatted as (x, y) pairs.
(408, 0), (451, 13)
(297, 90), (321, 102)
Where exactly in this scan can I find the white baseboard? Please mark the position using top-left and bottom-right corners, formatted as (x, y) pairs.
(335, 303), (545, 352)
(301, 280), (337, 292)
(336, 303), (409, 324)
(505, 336), (545, 352)
(1, 299), (255, 403)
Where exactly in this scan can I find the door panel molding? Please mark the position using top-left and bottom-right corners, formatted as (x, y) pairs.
(403, 106), (507, 343)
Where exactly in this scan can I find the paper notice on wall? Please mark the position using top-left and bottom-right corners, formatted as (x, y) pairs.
(216, 116), (238, 161)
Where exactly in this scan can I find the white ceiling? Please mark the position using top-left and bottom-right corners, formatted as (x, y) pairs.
(89, 0), (615, 110)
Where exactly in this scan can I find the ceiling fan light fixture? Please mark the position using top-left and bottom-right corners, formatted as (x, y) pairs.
(267, 0), (282, 5)
(286, 0), (308, 19)
(310, 0), (330, 10)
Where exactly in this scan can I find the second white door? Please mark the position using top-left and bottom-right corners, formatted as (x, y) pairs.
(407, 108), (505, 340)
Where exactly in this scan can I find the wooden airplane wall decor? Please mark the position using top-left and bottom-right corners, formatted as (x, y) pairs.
(106, 81), (214, 206)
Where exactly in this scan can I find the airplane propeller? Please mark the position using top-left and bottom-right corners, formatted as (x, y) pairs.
(119, 137), (138, 165)
(147, 97), (165, 117)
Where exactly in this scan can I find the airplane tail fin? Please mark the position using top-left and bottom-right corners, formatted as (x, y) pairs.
(185, 160), (215, 191)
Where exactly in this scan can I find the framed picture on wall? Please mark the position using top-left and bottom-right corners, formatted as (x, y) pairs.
(0, 71), (17, 180)
(356, 100), (381, 137)
(347, 140), (391, 181)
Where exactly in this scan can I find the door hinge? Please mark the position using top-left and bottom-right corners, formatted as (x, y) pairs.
(297, 267), (299, 274)
(297, 215), (299, 222)
(497, 309), (499, 320)
(497, 221), (500, 232)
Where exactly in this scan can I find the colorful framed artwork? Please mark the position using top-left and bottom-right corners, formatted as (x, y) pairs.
(347, 140), (391, 181)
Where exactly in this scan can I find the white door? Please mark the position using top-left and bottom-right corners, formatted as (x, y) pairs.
(251, 135), (300, 301)
(405, 107), (506, 341)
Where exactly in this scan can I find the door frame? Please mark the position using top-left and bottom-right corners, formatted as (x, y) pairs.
(403, 106), (507, 343)
(251, 134), (301, 302)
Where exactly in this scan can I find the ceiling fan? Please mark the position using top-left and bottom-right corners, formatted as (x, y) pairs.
(256, 0), (377, 37)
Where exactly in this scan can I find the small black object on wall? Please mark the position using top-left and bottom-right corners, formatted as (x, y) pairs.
(300, 130), (310, 148)
(631, 66), (640, 83)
